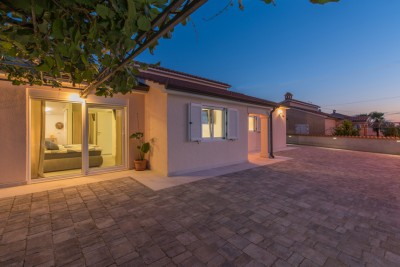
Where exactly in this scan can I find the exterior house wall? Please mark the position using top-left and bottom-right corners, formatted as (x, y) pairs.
(0, 82), (27, 186)
(248, 131), (261, 152)
(325, 118), (337, 135)
(124, 94), (145, 169)
(273, 108), (287, 151)
(166, 93), (249, 176)
(286, 109), (325, 135)
(144, 82), (168, 175)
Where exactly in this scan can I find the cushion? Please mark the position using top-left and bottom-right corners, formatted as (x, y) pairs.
(45, 140), (59, 150)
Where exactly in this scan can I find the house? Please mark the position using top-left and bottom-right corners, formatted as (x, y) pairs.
(281, 92), (338, 135)
(0, 65), (286, 187)
(330, 111), (375, 136)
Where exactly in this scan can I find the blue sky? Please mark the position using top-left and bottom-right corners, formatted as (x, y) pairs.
(137, 0), (400, 122)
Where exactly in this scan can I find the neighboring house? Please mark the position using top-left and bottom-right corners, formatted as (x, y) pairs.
(0, 65), (286, 187)
(350, 115), (373, 136)
(281, 93), (338, 135)
(330, 111), (376, 136)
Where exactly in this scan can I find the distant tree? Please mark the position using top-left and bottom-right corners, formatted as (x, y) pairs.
(0, 0), (339, 97)
(367, 112), (386, 137)
(382, 122), (400, 137)
(333, 120), (359, 136)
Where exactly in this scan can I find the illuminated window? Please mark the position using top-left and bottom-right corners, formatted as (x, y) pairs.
(248, 116), (260, 132)
(201, 107), (225, 139)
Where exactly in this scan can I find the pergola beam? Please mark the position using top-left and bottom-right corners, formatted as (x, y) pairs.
(80, 0), (208, 98)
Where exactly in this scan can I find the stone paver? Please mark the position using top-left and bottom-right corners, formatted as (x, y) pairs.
(1, 146), (400, 266)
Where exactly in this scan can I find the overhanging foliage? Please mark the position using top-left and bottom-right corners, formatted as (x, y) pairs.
(0, 0), (339, 97)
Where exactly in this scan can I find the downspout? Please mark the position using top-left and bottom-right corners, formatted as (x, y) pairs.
(268, 107), (276, 159)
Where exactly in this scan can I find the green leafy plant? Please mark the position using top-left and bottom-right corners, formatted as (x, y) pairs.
(382, 122), (400, 137)
(333, 120), (359, 136)
(367, 111), (386, 137)
(130, 132), (150, 161)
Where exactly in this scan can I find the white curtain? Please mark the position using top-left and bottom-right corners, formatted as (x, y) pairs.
(31, 100), (45, 178)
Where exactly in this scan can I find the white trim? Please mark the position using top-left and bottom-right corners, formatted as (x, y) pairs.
(82, 101), (89, 175)
(26, 89), (31, 184)
(167, 89), (274, 111)
(142, 68), (229, 90)
(86, 104), (128, 175)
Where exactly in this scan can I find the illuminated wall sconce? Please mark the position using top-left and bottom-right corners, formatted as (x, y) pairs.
(288, 135), (292, 138)
(277, 108), (284, 118)
(397, 140), (400, 143)
(333, 137), (337, 140)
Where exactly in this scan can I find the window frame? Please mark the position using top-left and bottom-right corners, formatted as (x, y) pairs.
(248, 115), (261, 133)
(201, 105), (227, 141)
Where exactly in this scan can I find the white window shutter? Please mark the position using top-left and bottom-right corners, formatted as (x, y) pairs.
(227, 108), (239, 140)
(188, 103), (202, 141)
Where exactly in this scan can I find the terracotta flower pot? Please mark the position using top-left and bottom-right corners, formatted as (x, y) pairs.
(134, 159), (147, 171)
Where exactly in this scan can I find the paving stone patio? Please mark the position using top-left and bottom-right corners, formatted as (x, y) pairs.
(1, 146), (400, 266)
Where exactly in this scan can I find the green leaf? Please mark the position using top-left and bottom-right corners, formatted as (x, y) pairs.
(137, 16), (151, 31)
(0, 41), (12, 50)
(141, 142), (150, 154)
(96, 4), (110, 19)
(38, 20), (49, 34)
(35, 62), (51, 72)
(52, 19), (64, 40)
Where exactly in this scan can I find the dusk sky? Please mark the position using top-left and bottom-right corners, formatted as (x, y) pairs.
(137, 0), (400, 122)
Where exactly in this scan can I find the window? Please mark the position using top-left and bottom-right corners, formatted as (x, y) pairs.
(248, 116), (260, 132)
(201, 107), (225, 139)
(189, 103), (238, 142)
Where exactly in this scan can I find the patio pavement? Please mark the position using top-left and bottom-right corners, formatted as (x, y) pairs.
(1, 146), (400, 266)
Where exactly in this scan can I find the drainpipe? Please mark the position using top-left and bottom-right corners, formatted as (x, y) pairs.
(268, 107), (276, 159)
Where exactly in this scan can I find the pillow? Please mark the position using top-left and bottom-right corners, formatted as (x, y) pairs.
(45, 140), (59, 150)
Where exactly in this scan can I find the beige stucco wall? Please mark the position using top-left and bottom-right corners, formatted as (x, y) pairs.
(123, 94), (145, 169)
(0, 81), (27, 186)
(324, 118), (337, 135)
(144, 82), (168, 175)
(273, 108), (287, 151)
(248, 131), (261, 152)
(287, 135), (400, 155)
(167, 93), (249, 176)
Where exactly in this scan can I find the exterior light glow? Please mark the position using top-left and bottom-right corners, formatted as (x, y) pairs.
(45, 107), (52, 112)
(333, 137), (337, 140)
(69, 93), (84, 103)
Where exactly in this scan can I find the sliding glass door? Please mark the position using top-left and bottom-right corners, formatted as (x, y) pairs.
(30, 100), (82, 179)
(87, 105), (125, 171)
(30, 99), (126, 180)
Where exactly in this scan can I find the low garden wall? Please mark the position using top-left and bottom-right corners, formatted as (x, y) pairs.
(287, 135), (400, 155)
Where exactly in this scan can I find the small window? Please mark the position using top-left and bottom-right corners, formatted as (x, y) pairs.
(248, 116), (260, 132)
(201, 107), (225, 139)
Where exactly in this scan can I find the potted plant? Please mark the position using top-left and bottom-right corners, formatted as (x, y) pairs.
(130, 132), (150, 171)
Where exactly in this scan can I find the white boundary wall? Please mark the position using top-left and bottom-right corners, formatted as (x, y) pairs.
(287, 135), (400, 155)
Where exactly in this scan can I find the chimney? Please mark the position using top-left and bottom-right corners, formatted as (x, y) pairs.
(333, 110), (336, 114)
(284, 92), (293, 100)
